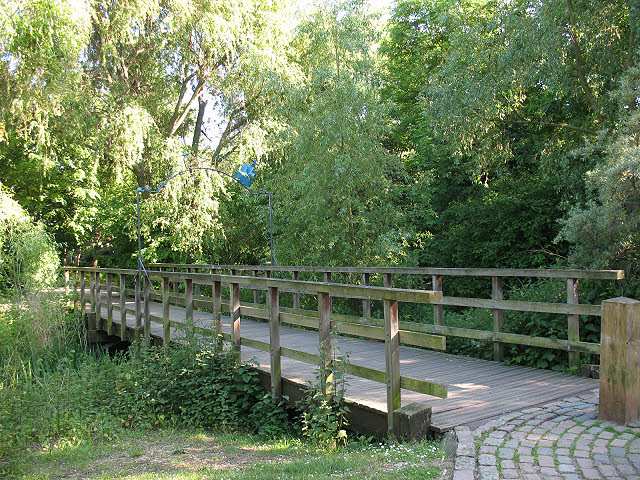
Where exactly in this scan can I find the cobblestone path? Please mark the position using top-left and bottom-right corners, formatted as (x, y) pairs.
(453, 389), (640, 480)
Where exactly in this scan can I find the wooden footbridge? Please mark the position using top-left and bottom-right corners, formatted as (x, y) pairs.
(63, 264), (639, 436)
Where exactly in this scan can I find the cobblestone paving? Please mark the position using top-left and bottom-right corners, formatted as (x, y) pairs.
(454, 388), (640, 480)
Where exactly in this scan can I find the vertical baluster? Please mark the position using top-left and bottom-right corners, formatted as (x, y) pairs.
(106, 273), (113, 335)
(265, 270), (271, 309)
(231, 282), (241, 359)
(185, 277), (194, 322)
(383, 272), (400, 436)
(318, 291), (333, 397)
(213, 279), (222, 335)
(432, 275), (443, 326)
(90, 271), (96, 313)
(292, 271), (300, 310)
(163, 276), (171, 347)
(269, 285), (281, 399)
(95, 272), (102, 330)
(492, 276), (504, 362)
(135, 274), (142, 338)
(144, 274), (151, 342)
(73, 270), (79, 312)
(80, 271), (86, 316)
(567, 278), (580, 368)
(172, 267), (179, 295)
(194, 268), (201, 301)
(362, 272), (371, 318)
(119, 274), (127, 341)
(253, 270), (260, 304)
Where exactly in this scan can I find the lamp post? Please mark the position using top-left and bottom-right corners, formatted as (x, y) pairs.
(135, 166), (277, 282)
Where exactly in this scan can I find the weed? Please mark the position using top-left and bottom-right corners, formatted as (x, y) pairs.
(297, 345), (350, 450)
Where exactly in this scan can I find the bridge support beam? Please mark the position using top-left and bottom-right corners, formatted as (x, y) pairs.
(599, 297), (640, 425)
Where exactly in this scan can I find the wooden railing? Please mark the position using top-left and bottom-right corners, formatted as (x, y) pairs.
(146, 263), (625, 368)
(63, 266), (447, 435)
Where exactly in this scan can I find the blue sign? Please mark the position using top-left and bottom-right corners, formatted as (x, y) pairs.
(236, 162), (257, 187)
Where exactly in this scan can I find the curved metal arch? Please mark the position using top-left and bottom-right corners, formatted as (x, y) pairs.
(136, 166), (277, 285)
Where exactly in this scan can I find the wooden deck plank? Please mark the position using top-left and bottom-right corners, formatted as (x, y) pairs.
(96, 293), (598, 432)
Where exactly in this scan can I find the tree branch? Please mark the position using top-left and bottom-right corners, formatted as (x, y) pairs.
(511, 119), (598, 135)
(167, 76), (205, 137)
(168, 68), (197, 129)
(566, 0), (598, 112)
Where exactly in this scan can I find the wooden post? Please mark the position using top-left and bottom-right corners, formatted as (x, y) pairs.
(89, 271), (96, 314)
(135, 274), (142, 338)
(119, 274), (127, 341)
(324, 271), (332, 283)
(269, 286), (282, 399)
(362, 273), (371, 318)
(492, 276), (504, 362)
(253, 270), (260, 304)
(318, 291), (333, 397)
(172, 267), (179, 295)
(162, 276), (170, 347)
(265, 270), (271, 309)
(193, 269), (201, 301)
(231, 282), (241, 359)
(95, 272), (102, 330)
(72, 270), (79, 312)
(64, 270), (70, 296)
(567, 278), (580, 368)
(185, 278), (193, 322)
(292, 271), (300, 310)
(432, 275), (443, 326)
(106, 273), (113, 335)
(144, 275), (151, 342)
(213, 280), (222, 335)
(599, 297), (640, 425)
(384, 273), (400, 435)
(80, 271), (86, 316)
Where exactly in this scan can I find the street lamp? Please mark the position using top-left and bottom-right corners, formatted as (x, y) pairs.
(135, 166), (277, 282)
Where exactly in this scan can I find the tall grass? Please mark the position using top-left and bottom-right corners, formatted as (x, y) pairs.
(0, 291), (291, 460)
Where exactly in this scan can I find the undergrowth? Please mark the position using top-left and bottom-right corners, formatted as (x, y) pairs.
(0, 292), (292, 459)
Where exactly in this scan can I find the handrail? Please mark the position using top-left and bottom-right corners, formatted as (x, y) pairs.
(63, 266), (448, 435)
(145, 263), (625, 280)
(63, 260), (622, 373)
(141, 262), (623, 368)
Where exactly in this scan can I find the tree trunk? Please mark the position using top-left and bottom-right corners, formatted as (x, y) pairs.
(192, 96), (207, 154)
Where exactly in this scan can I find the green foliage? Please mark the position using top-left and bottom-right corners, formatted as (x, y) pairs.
(0, 294), (292, 456)
(0, 186), (59, 294)
(557, 67), (640, 297)
(111, 339), (291, 435)
(297, 348), (350, 450)
(267, 0), (405, 266)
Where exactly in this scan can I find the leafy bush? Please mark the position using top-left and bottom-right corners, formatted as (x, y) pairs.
(0, 186), (59, 295)
(110, 339), (292, 435)
(297, 348), (350, 450)
(0, 296), (292, 456)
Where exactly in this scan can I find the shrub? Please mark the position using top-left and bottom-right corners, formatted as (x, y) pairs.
(0, 186), (59, 295)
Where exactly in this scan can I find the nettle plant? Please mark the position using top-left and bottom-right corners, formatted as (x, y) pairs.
(297, 345), (350, 450)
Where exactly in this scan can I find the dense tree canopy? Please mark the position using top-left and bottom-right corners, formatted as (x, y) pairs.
(1, 0), (639, 293)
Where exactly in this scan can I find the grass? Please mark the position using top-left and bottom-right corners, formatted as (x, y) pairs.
(0, 291), (450, 480)
(1, 429), (451, 480)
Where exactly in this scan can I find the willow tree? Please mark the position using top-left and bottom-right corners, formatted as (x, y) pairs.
(1, 0), (293, 265)
(267, 0), (405, 266)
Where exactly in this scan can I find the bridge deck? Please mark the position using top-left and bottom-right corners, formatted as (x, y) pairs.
(98, 294), (598, 432)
